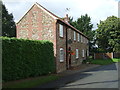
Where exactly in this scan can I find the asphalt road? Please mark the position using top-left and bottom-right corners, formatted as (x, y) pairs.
(59, 63), (119, 88)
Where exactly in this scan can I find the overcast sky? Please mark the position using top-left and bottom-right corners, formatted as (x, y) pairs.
(3, 0), (119, 29)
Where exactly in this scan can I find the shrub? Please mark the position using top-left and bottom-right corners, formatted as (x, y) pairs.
(2, 37), (55, 82)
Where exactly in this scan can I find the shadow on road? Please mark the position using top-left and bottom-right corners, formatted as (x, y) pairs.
(37, 72), (93, 88)
(64, 80), (118, 87)
(84, 63), (118, 72)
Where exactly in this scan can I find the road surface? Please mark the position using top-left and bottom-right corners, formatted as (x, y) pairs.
(59, 63), (119, 88)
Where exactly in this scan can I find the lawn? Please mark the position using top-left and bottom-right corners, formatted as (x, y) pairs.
(86, 58), (120, 65)
(3, 74), (60, 88)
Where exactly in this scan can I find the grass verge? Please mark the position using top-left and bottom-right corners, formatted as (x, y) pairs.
(3, 74), (60, 88)
(84, 58), (120, 65)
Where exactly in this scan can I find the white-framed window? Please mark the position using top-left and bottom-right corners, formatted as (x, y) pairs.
(82, 37), (84, 43)
(82, 49), (85, 57)
(74, 31), (76, 41)
(78, 33), (80, 42)
(79, 34), (81, 42)
(84, 37), (85, 43)
(59, 24), (63, 37)
(76, 49), (79, 58)
(60, 48), (64, 62)
(87, 49), (89, 56)
(83, 37), (85, 43)
(87, 39), (89, 44)
(81, 35), (83, 42)
(85, 38), (86, 43)
(84, 38), (86, 43)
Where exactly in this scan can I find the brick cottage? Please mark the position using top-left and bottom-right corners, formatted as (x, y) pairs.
(16, 2), (89, 73)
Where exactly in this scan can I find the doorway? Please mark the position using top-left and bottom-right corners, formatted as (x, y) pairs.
(66, 47), (71, 69)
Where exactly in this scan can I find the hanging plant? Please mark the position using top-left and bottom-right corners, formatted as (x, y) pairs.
(68, 50), (75, 55)
(71, 51), (75, 55)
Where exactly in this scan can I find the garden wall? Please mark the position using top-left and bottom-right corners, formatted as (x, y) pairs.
(94, 53), (113, 59)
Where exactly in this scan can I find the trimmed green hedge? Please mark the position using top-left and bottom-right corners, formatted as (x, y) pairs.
(2, 37), (55, 82)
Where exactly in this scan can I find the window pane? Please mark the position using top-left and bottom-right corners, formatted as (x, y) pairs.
(83, 37), (84, 43)
(81, 35), (82, 42)
(85, 38), (86, 43)
(79, 34), (81, 42)
(78, 33), (80, 42)
(82, 49), (84, 57)
(84, 38), (86, 43)
(76, 49), (79, 58)
(60, 48), (64, 62)
(74, 31), (76, 41)
(87, 39), (88, 43)
(87, 50), (89, 56)
(59, 24), (63, 37)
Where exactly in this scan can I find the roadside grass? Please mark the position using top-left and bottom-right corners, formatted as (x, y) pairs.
(3, 74), (60, 88)
(84, 58), (120, 65)
(112, 58), (120, 62)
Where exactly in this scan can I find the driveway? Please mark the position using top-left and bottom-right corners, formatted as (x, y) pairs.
(59, 63), (119, 89)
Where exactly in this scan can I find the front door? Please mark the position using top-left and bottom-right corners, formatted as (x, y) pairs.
(67, 47), (71, 69)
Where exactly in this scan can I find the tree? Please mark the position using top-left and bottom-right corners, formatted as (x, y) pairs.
(69, 14), (93, 37)
(2, 3), (16, 37)
(96, 16), (120, 52)
(69, 17), (78, 28)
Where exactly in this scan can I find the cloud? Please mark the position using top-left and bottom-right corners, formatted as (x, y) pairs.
(3, 0), (118, 29)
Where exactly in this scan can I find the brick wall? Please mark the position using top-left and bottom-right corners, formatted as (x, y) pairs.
(56, 22), (89, 73)
(17, 4), (57, 55)
(67, 28), (89, 67)
(56, 22), (67, 73)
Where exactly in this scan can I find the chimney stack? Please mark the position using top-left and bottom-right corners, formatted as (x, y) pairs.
(64, 14), (69, 24)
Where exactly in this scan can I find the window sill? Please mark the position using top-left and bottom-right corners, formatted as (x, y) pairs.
(60, 60), (64, 63)
(59, 36), (64, 39)
(76, 58), (79, 59)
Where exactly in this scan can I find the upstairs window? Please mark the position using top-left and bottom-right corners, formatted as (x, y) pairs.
(87, 49), (89, 56)
(78, 33), (80, 42)
(59, 24), (63, 37)
(60, 48), (64, 62)
(74, 31), (76, 41)
(85, 38), (86, 43)
(79, 34), (81, 42)
(81, 35), (83, 42)
(87, 40), (89, 44)
(83, 37), (85, 43)
(76, 49), (79, 58)
(84, 37), (85, 43)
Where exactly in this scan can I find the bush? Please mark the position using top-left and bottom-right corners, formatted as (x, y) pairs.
(2, 37), (55, 82)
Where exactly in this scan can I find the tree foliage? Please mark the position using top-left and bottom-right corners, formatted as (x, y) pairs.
(2, 3), (16, 37)
(69, 14), (93, 37)
(96, 16), (120, 52)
